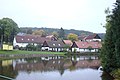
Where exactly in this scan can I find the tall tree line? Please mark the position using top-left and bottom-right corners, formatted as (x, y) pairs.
(0, 18), (19, 44)
(101, 1), (120, 72)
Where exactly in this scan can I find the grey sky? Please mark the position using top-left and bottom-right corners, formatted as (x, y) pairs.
(0, 0), (116, 33)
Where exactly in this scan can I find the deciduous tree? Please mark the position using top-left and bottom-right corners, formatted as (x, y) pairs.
(32, 30), (47, 37)
(67, 33), (78, 42)
(0, 18), (19, 44)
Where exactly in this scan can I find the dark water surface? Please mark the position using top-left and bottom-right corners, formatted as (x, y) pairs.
(0, 56), (112, 80)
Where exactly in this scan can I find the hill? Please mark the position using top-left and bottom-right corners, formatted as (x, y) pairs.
(20, 27), (93, 36)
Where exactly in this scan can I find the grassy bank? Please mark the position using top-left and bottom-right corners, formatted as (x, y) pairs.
(0, 50), (65, 55)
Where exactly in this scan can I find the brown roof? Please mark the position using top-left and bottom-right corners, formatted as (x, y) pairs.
(42, 40), (65, 48)
(15, 35), (51, 44)
(63, 40), (73, 46)
(72, 41), (102, 48)
(85, 34), (101, 40)
(78, 36), (86, 40)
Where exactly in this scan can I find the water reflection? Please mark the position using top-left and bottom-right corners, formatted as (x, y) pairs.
(0, 56), (113, 80)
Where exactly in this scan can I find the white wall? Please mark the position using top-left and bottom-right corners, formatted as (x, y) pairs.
(41, 47), (49, 51)
(72, 48), (99, 52)
(86, 39), (101, 42)
(13, 38), (28, 47)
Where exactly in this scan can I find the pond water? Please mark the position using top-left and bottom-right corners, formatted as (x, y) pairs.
(0, 56), (113, 80)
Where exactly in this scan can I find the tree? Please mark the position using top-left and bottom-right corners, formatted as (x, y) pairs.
(27, 28), (33, 34)
(101, 1), (120, 73)
(58, 27), (65, 39)
(52, 31), (59, 38)
(0, 18), (19, 44)
(67, 33), (78, 42)
(88, 46), (92, 52)
(32, 30), (47, 37)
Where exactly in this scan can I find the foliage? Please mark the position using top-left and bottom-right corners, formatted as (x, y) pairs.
(67, 33), (78, 42)
(20, 27), (93, 37)
(52, 31), (59, 38)
(87, 46), (92, 52)
(35, 44), (42, 51)
(111, 69), (120, 80)
(27, 28), (33, 34)
(73, 48), (77, 53)
(101, 1), (120, 73)
(0, 18), (19, 44)
(32, 30), (47, 37)
(58, 27), (65, 39)
(26, 43), (36, 51)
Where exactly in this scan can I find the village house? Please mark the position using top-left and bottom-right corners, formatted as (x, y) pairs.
(63, 40), (73, 46)
(41, 40), (66, 52)
(71, 41), (102, 52)
(13, 34), (57, 49)
(78, 35), (87, 41)
(63, 40), (73, 51)
(84, 34), (101, 42)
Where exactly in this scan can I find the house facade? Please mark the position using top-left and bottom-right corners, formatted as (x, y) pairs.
(13, 35), (56, 48)
(41, 41), (65, 52)
(71, 41), (101, 52)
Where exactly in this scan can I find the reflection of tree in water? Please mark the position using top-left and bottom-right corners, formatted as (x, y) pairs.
(24, 57), (42, 63)
(0, 60), (18, 79)
(101, 72), (114, 80)
(58, 66), (65, 76)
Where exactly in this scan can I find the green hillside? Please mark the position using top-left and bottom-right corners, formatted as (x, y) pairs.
(20, 27), (93, 36)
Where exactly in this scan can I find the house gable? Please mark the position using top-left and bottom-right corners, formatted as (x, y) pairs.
(94, 34), (101, 39)
(85, 34), (101, 40)
(71, 42), (78, 48)
(42, 41), (49, 47)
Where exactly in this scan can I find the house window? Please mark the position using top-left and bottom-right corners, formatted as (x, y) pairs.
(32, 39), (34, 41)
(58, 44), (61, 46)
(95, 44), (97, 46)
(53, 44), (55, 46)
(21, 38), (23, 40)
(28, 39), (30, 41)
(82, 44), (84, 46)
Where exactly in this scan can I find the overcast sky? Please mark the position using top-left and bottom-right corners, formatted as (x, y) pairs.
(0, 0), (116, 33)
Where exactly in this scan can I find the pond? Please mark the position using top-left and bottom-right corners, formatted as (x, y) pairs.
(0, 56), (113, 80)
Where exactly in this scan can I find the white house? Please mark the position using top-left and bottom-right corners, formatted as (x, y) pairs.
(42, 41), (66, 52)
(13, 35), (55, 48)
(71, 41), (102, 53)
(84, 34), (101, 42)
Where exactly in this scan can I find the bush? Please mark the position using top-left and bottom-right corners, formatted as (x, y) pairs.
(73, 48), (76, 53)
(111, 69), (120, 80)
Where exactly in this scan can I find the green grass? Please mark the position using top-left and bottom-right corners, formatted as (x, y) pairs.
(0, 50), (65, 55)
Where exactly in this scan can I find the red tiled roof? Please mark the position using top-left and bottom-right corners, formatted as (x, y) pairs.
(63, 40), (73, 46)
(74, 41), (102, 48)
(15, 35), (51, 44)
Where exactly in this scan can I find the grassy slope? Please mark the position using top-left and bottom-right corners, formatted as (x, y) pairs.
(0, 50), (65, 55)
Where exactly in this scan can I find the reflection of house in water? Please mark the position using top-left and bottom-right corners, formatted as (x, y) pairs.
(2, 60), (13, 66)
(14, 58), (100, 72)
(15, 59), (65, 71)
(75, 60), (101, 69)
(15, 61), (45, 71)
(0, 60), (18, 79)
